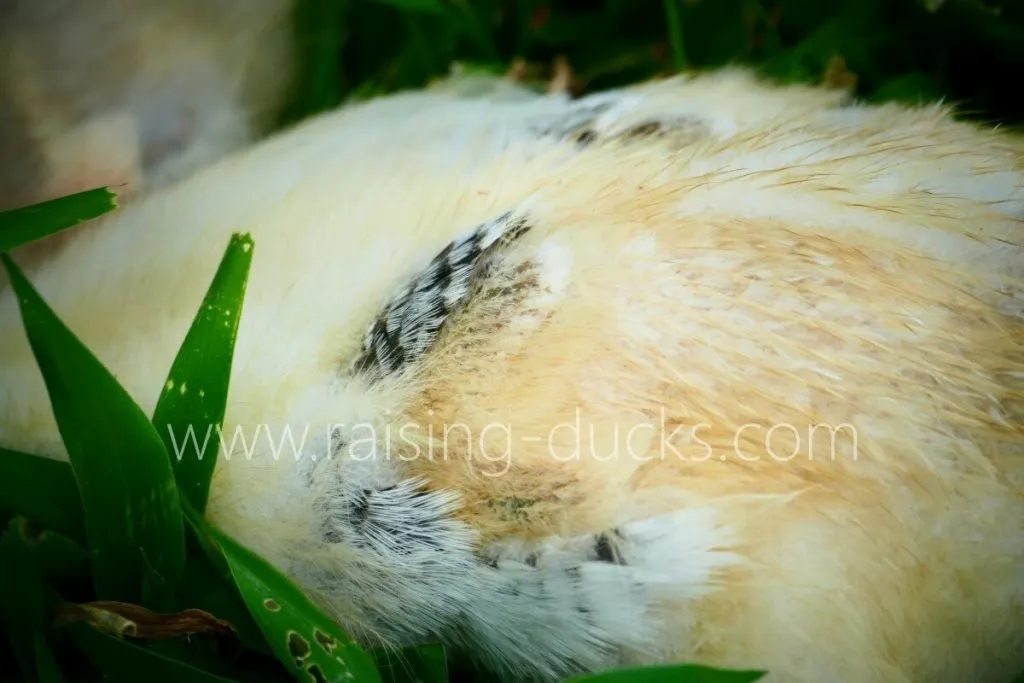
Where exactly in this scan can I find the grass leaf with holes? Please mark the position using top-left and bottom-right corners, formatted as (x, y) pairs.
(0, 187), (117, 253)
(200, 521), (382, 683)
(1, 254), (185, 607)
(151, 232), (254, 513)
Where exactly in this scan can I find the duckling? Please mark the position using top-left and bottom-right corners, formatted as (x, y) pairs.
(0, 68), (1021, 683)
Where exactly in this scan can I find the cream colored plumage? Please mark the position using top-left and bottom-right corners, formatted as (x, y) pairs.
(0, 69), (1022, 683)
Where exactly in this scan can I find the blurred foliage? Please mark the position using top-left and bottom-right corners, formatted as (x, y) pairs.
(282, 0), (1024, 128)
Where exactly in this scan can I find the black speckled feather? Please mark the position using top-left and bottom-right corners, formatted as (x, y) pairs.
(351, 209), (532, 383)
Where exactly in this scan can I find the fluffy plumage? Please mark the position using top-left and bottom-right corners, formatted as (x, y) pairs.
(1, 68), (1022, 682)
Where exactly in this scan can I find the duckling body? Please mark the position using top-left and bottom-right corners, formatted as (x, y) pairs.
(0, 69), (1021, 683)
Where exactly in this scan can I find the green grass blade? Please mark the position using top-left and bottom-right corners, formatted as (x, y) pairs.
(203, 522), (382, 683)
(67, 624), (239, 683)
(0, 519), (64, 682)
(152, 233), (254, 514)
(179, 533), (273, 657)
(373, 644), (447, 683)
(1, 255), (185, 606)
(280, 0), (347, 123)
(371, 0), (443, 14)
(32, 630), (64, 683)
(0, 188), (117, 253)
(0, 448), (85, 543)
(28, 528), (90, 583)
(566, 664), (767, 683)
(663, 0), (688, 71)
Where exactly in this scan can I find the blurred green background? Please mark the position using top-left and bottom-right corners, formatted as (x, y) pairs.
(281, 0), (1024, 129)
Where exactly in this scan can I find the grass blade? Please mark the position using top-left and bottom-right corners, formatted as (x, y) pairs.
(371, 0), (443, 14)
(663, 0), (687, 72)
(152, 233), (254, 514)
(1, 254), (185, 606)
(202, 522), (382, 683)
(32, 630), (64, 683)
(0, 519), (64, 682)
(29, 529), (90, 583)
(179, 533), (273, 656)
(373, 644), (447, 683)
(0, 188), (117, 253)
(67, 624), (239, 683)
(0, 448), (84, 543)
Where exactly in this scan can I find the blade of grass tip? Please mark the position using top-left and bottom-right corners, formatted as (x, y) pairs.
(0, 187), (117, 253)
(28, 528), (90, 583)
(0, 255), (185, 607)
(202, 522), (382, 683)
(0, 448), (85, 544)
(151, 233), (254, 515)
(663, 0), (688, 72)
